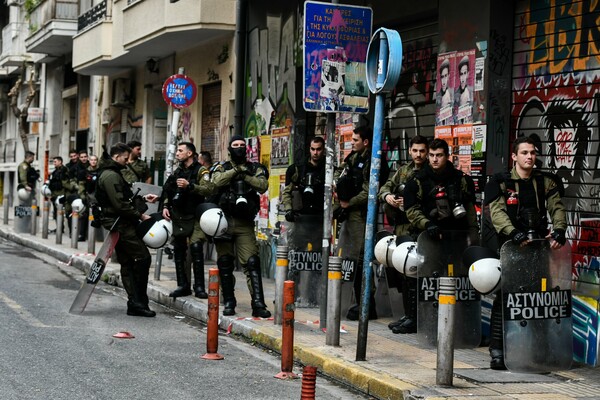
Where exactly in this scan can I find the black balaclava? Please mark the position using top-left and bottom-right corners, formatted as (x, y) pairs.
(228, 135), (246, 164)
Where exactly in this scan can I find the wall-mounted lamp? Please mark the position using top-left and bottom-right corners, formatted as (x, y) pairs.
(146, 58), (159, 74)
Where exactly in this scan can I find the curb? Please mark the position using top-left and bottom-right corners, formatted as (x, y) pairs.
(0, 226), (417, 399)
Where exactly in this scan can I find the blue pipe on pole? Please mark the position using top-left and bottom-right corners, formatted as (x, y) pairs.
(356, 31), (389, 361)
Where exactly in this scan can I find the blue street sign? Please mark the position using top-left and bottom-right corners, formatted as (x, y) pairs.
(303, 1), (372, 114)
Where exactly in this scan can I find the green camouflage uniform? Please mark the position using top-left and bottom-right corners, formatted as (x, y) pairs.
(122, 158), (151, 185)
(378, 161), (420, 237)
(96, 159), (150, 305)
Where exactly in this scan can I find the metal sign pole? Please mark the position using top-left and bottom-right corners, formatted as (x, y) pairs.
(356, 28), (403, 361)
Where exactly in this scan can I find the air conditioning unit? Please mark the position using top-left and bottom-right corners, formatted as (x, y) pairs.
(111, 78), (132, 107)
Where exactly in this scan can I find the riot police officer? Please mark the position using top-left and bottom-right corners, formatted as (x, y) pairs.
(282, 136), (326, 305)
(378, 135), (428, 334)
(48, 156), (77, 233)
(484, 136), (566, 370)
(282, 136), (326, 221)
(211, 135), (271, 318)
(162, 142), (215, 299)
(122, 140), (152, 184)
(95, 143), (155, 317)
(334, 126), (386, 321)
(17, 151), (39, 204)
(403, 138), (478, 239)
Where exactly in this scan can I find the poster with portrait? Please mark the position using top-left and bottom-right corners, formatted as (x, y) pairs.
(435, 52), (456, 126)
(453, 49), (476, 124)
(320, 60), (346, 112)
(246, 136), (259, 163)
(271, 128), (290, 168)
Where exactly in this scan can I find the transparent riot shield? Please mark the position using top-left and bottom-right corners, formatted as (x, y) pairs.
(336, 218), (362, 316)
(417, 230), (481, 348)
(500, 241), (573, 373)
(287, 214), (323, 307)
(131, 182), (163, 214)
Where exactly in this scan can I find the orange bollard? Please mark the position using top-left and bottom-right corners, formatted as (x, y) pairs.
(300, 366), (317, 399)
(202, 268), (224, 360)
(275, 280), (297, 379)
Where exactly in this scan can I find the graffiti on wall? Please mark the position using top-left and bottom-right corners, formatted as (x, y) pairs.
(246, 11), (298, 137)
(513, 0), (600, 365)
(383, 37), (437, 168)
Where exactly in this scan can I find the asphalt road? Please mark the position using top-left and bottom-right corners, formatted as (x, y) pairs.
(0, 238), (369, 400)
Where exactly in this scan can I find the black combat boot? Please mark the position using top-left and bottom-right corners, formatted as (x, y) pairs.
(190, 242), (208, 299)
(218, 255), (237, 316)
(489, 296), (506, 370)
(127, 259), (156, 317)
(247, 256), (271, 318)
(392, 277), (417, 334)
(169, 249), (192, 298)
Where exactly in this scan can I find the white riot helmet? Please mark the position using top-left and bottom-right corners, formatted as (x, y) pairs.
(55, 195), (65, 207)
(374, 234), (396, 267)
(464, 246), (501, 295)
(17, 188), (30, 202)
(71, 198), (86, 213)
(136, 217), (171, 249)
(391, 240), (421, 278)
(197, 203), (229, 238)
(159, 218), (173, 236)
(41, 183), (52, 198)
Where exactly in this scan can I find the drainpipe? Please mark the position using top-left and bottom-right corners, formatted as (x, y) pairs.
(233, 0), (248, 137)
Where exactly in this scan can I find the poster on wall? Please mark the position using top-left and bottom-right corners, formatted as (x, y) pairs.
(435, 52), (456, 126)
(271, 128), (290, 168)
(474, 57), (485, 92)
(338, 123), (354, 163)
(434, 125), (453, 153)
(303, 1), (372, 114)
(246, 136), (259, 163)
(454, 49), (476, 124)
(472, 124), (486, 160)
(259, 135), (272, 171)
(452, 124), (473, 175)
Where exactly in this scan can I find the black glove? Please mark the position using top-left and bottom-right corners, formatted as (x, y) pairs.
(510, 229), (528, 245)
(426, 222), (440, 240)
(551, 229), (566, 246)
(285, 211), (296, 222)
(333, 207), (348, 222)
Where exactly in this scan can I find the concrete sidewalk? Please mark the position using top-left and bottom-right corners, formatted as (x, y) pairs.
(1, 214), (600, 399)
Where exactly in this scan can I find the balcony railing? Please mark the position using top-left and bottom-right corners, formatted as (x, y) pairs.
(28, 0), (79, 34)
(1, 22), (27, 60)
(78, 0), (111, 32)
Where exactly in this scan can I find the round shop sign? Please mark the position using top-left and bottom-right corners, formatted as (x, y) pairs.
(162, 74), (197, 108)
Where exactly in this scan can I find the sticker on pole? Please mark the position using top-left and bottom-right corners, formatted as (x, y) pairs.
(303, 1), (372, 114)
(162, 74), (197, 108)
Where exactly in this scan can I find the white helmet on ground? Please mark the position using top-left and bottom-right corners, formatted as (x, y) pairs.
(17, 188), (30, 202)
(374, 233), (396, 267)
(71, 198), (86, 213)
(391, 240), (421, 278)
(197, 203), (229, 238)
(464, 246), (501, 295)
(136, 217), (171, 249)
(41, 184), (52, 198)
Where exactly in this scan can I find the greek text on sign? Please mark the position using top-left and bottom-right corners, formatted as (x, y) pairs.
(503, 290), (572, 321)
(419, 276), (480, 302)
(162, 74), (197, 109)
(290, 251), (322, 271)
(303, 1), (372, 114)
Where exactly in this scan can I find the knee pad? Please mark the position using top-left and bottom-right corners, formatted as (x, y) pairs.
(246, 255), (260, 272)
(172, 239), (188, 260)
(217, 255), (235, 272)
(190, 241), (203, 253)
